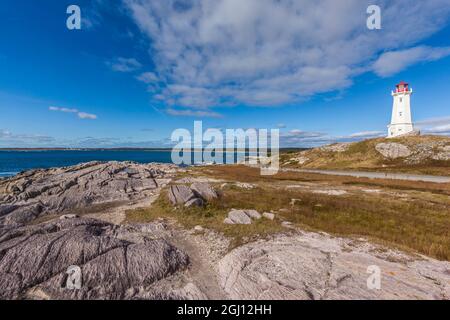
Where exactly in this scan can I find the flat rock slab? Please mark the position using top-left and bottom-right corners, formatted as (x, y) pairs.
(0, 161), (177, 225)
(227, 210), (252, 225)
(225, 209), (262, 225)
(0, 218), (189, 300)
(217, 232), (450, 300)
(263, 212), (275, 220)
(313, 189), (347, 196)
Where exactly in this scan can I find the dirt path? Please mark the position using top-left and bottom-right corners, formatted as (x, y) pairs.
(170, 230), (228, 300)
(86, 182), (228, 299)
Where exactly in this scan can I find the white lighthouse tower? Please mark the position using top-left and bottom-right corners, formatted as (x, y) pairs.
(388, 81), (415, 138)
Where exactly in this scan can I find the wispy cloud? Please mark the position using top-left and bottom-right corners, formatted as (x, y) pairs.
(279, 129), (387, 147)
(416, 116), (450, 135)
(373, 46), (450, 77)
(416, 116), (450, 127)
(49, 106), (98, 120)
(166, 108), (223, 118)
(0, 129), (172, 148)
(49, 106), (78, 113)
(77, 112), (98, 120)
(107, 57), (142, 72)
(136, 72), (158, 83)
(123, 0), (450, 113)
(0, 129), (56, 147)
(348, 131), (385, 139)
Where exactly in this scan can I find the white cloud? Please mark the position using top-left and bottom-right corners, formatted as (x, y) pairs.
(416, 116), (450, 135)
(107, 57), (142, 72)
(123, 0), (450, 113)
(373, 46), (450, 77)
(416, 116), (450, 127)
(77, 112), (98, 120)
(0, 129), (11, 138)
(279, 129), (389, 147)
(49, 106), (98, 120)
(287, 129), (324, 138)
(428, 124), (450, 134)
(0, 129), (56, 147)
(166, 108), (223, 118)
(136, 71), (158, 83)
(348, 131), (384, 138)
(49, 106), (78, 113)
(0, 129), (172, 148)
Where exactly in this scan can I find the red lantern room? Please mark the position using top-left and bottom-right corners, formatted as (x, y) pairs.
(395, 81), (409, 93)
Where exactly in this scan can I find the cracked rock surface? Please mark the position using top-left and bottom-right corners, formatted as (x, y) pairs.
(0, 161), (177, 225)
(0, 217), (189, 300)
(217, 232), (450, 300)
(168, 183), (218, 207)
(375, 143), (412, 159)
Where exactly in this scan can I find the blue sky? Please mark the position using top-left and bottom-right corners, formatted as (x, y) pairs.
(1, 0), (450, 148)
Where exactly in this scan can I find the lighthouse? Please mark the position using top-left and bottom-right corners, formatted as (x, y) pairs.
(388, 81), (416, 138)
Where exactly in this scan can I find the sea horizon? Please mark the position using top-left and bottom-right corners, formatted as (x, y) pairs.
(0, 148), (304, 178)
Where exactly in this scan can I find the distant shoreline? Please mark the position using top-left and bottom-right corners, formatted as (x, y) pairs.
(0, 148), (308, 152)
(0, 148), (173, 151)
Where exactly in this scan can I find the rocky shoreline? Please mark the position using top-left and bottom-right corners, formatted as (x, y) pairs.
(0, 161), (449, 300)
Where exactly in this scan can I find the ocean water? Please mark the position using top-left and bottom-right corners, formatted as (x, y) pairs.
(0, 150), (248, 178)
(0, 150), (175, 178)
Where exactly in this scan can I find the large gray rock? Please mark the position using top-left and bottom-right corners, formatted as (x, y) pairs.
(217, 232), (450, 300)
(225, 209), (256, 225)
(0, 218), (189, 300)
(0, 162), (177, 225)
(375, 143), (412, 159)
(168, 185), (198, 206)
(168, 183), (218, 207)
(190, 183), (219, 201)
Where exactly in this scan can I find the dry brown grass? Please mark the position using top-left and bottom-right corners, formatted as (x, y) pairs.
(283, 135), (450, 176)
(200, 165), (450, 196)
(157, 164), (450, 260)
(281, 192), (450, 260)
(125, 188), (285, 248)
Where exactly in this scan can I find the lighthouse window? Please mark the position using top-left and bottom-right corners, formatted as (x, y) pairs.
(400, 98), (403, 103)
(399, 112), (403, 117)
